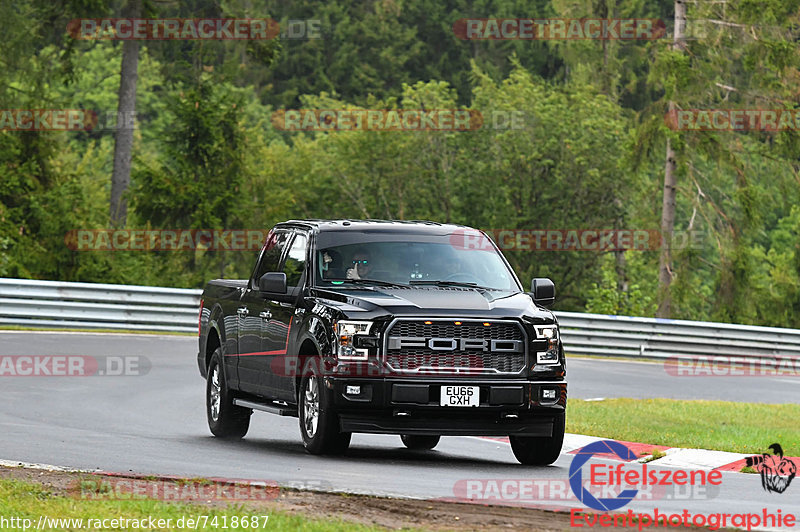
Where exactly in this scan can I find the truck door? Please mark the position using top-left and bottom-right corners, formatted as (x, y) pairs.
(262, 231), (308, 397)
(237, 230), (290, 396)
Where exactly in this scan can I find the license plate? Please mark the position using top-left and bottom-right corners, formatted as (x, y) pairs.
(440, 385), (479, 407)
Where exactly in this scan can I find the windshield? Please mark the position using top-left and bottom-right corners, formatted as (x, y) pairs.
(314, 232), (520, 291)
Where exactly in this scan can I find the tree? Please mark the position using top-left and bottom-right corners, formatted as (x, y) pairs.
(655, 0), (685, 318)
(645, 0), (800, 320)
(132, 76), (251, 284)
(109, 0), (142, 227)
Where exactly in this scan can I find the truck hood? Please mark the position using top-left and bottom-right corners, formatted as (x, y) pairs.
(310, 287), (555, 322)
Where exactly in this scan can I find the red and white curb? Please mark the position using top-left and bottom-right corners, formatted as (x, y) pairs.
(0, 459), (96, 473)
(478, 434), (797, 472)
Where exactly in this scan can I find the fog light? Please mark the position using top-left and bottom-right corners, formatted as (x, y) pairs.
(346, 385), (361, 395)
(542, 388), (557, 400)
(338, 345), (359, 358)
(536, 350), (559, 364)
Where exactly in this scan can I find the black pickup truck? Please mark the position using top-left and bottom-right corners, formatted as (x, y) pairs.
(197, 220), (566, 465)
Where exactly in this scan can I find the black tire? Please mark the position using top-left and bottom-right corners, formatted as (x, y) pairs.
(509, 413), (565, 465)
(206, 347), (251, 439)
(400, 435), (440, 450)
(299, 361), (351, 455)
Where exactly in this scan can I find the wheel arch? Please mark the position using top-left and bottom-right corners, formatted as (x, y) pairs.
(205, 324), (222, 371)
(294, 335), (322, 400)
(204, 301), (228, 370)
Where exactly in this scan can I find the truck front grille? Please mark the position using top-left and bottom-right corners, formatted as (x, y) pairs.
(384, 319), (526, 375)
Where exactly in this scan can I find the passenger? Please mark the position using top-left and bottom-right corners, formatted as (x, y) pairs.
(320, 249), (344, 279)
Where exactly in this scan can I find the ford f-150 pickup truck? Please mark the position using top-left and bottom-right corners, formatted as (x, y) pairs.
(197, 219), (567, 465)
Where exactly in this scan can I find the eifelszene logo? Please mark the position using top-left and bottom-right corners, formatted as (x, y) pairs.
(746, 444), (797, 494)
(569, 440), (638, 511)
(569, 440), (723, 511)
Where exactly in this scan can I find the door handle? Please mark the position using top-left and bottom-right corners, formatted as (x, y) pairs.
(237, 307), (249, 317)
(259, 311), (272, 320)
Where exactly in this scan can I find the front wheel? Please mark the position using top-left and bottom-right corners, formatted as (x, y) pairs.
(509, 413), (565, 465)
(299, 364), (351, 455)
(206, 347), (251, 439)
(400, 435), (440, 450)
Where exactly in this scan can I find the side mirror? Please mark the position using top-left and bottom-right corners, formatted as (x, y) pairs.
(530, 278), (555, 307)
(259, 272), (287, 294)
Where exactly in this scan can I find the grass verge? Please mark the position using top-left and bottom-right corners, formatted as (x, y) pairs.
(566, 398), (800, 455)
(0, 478), (383, 532)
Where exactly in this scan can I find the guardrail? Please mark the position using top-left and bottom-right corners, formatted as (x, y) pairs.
(0, 278), (201, 333)
(557, 311), (800, 361)
(1, 278), (799, 361)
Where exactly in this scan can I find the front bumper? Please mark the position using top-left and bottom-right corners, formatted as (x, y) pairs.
(325, 377), (566, 436)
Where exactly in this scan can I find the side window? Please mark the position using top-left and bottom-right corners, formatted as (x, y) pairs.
(252, 231), (290, 289)
(283, 233), (308, 288)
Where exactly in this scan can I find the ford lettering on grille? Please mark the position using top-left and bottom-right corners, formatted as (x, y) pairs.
(384, 319), (527, 374)
(387, 337), (523, 352)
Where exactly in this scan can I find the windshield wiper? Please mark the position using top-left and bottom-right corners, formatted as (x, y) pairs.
(409, 280), (494, 290)
(325, 278), (408, 288)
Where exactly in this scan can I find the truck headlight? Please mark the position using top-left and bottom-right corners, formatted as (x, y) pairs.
(335, 320), (373, 360)
(535, 325), (560, 365)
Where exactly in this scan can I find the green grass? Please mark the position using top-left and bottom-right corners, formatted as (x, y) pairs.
(566, 398), (800, 455)
(0, 478), (386, 531)
(640, 449), (666, 463)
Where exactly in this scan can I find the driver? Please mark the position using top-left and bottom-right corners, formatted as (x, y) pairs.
(346, 249), (373, 279)
(439, 252), (462, 278)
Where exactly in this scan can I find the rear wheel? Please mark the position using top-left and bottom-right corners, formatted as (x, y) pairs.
(206, 347), (251, 439)
(509, 413), (565, 465)
(400, 435), (440, 450)
(299, 363), (351, 455)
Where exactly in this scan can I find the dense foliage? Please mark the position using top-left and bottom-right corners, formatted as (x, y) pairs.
(2, 0), (800, 327)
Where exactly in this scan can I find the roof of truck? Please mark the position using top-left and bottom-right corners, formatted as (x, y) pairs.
(274, 219), (474, 234)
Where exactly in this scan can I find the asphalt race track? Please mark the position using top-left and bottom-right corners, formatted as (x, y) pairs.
(1, 331), (798, 523)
